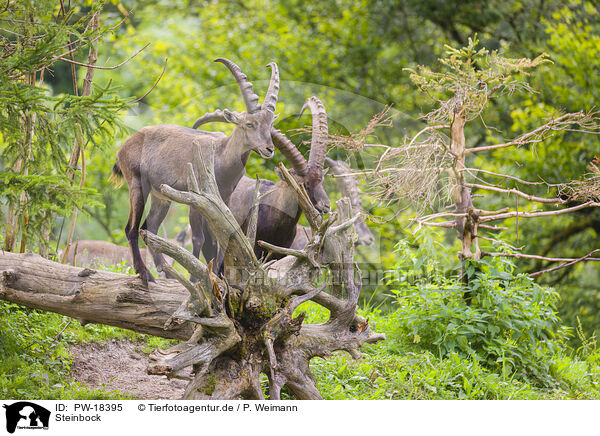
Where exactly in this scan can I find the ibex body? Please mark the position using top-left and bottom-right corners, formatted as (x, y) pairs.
(61, 240), (144, 268)
(60, 236), (189, 269)
(113, 58), (280, 285)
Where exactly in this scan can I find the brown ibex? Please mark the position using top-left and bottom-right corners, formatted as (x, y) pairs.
(291, 158), (374, 249)
(192, 96), (331, 266)
(112, 58), (280, 286)
(60, 233), (190, 270)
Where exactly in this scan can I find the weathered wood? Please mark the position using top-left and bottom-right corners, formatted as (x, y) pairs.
(0, 252), (195, 340)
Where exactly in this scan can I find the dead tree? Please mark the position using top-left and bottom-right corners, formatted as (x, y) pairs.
(364, 39), (600, 296)
(0, 139), (385, 400)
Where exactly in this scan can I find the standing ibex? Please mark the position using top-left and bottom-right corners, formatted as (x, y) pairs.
(192, 96), (331, 264)
(112, 58), (280, 286)
(291, 158), (375, 249)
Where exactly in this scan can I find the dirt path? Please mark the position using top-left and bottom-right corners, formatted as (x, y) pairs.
(69, 340), (187, 399)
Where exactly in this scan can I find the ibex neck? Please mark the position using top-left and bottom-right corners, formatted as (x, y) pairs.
(214, 128), (250, 202)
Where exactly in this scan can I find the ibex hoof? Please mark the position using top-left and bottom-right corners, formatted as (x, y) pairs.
(138, 270), (155, 290)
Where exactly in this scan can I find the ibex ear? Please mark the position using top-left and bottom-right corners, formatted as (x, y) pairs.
(223, 109), (242, 125)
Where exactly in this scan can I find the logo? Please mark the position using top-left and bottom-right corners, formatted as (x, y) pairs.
(2, 402), (50, 434)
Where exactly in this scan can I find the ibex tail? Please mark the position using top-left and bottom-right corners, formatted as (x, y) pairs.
(109, 162), (123, 187)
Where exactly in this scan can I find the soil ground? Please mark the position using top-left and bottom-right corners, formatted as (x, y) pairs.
(69, 340), (187, 400)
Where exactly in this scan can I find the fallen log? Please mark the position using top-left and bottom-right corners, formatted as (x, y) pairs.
(0, 251), (195, 341)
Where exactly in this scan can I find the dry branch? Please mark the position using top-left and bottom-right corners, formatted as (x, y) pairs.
(480, 200), (600, 222)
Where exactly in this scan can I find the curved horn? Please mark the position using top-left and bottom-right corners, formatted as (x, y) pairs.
(192, 110), (308, 177)
(325, 158), (363, 211)
(192, 109), (238, 129)
(271, 129), (308, 177)
(262, 62), (280, 113)
(300, 96), (328, 170)
(214, 58), (261, 114)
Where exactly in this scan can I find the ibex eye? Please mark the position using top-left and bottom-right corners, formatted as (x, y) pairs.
(246, 123), (254, 128)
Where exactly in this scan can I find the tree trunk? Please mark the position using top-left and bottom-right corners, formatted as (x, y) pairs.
(61, 7), (99, 263)
(450, 112), (478, 303)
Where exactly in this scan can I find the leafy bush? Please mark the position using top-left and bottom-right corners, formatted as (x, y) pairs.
(389, 231), (570, 388)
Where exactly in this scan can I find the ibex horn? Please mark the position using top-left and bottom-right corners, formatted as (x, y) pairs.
(192, 109), (243, 129)
(300, 96), (328, 170)
(271, 129), (308, 177)
(262, 62), (280, 113)
(215, 58), (261, 114)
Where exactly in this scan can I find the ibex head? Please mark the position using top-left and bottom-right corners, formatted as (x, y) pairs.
(215, 58), (280, 158)
(193, 95), (332, 215)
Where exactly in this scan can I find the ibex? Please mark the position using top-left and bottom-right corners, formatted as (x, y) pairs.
(290, 158), (375, 249)
(112, 58), (280, 286)
(60, 234), (190, 270)
(192, 96), (331, 265)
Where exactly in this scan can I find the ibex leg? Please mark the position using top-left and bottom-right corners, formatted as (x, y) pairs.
(141, 195), (173, 278)
(188, 208), (206, 282)
(125, 179), (153, 286)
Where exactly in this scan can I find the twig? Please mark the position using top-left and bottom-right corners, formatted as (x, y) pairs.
(481, 200), (600, 222)
(465, 182), (564, 204)
(483, 251), (600, 263)
(465, 112), (588, 154)
(133, 57), (167, 103)
(55, 43), (149, 70)
(529, 249), (600, 277)
(476, 234), (523, 251)
(51, 319), (72, 345)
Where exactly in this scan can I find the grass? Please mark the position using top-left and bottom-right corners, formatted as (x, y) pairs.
(298, 301), (600, 400)
(2, 299), (599, 400)
(0, 301), (173, 400)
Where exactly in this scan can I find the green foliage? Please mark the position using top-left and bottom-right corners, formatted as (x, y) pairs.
(388, 232), (570, 388)
(308, 306), (600, 400)
(2, 0), (600, 400)
(0, 298), (175, 399)
(0, 0), (131, 250)
(0, 301), (129, 399)
(407, 35), (549, 122)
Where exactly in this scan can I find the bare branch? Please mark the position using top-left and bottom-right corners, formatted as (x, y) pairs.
(483, 251), (600, 263)
(466, 111), (600, 154)
(55, 43), (149, 70)
(133, 57), (167, 103)
(466, 183), (564, 204)
(529, 249), (600, 277)
(481, 201), (600, 222)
